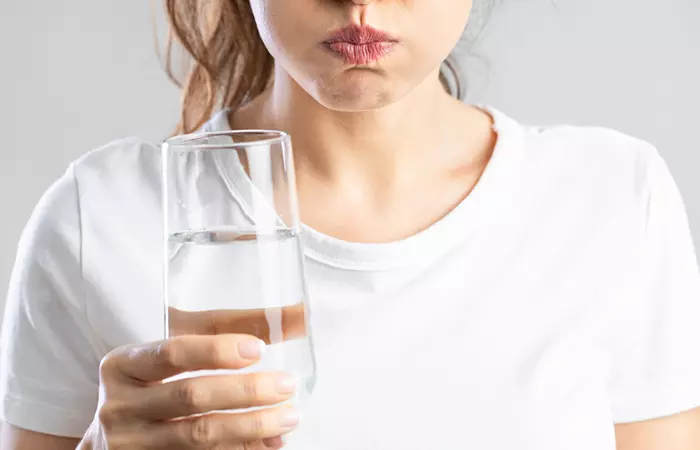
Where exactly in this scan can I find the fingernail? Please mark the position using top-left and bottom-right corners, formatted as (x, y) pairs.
(279, 409), (300, 429)
(238, 339), (265, 360)
(275, 375), (297, 395)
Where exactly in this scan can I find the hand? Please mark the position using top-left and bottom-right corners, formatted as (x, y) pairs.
(81, 305), (306, 450)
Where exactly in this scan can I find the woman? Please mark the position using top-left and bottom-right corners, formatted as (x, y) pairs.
(2, 0), (700, 449)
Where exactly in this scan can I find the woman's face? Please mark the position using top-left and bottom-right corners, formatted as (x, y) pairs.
(249, 0), (473, 111)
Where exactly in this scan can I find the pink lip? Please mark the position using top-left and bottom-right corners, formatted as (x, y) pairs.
(322, 25), (398, 65)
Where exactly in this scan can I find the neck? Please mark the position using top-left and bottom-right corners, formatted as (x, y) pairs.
(234, 68), (464, 188)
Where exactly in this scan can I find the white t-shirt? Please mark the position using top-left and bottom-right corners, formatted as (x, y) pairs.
(2, 105), (700, 450)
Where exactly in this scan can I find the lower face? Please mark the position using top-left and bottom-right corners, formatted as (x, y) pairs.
(249, 0), (474, 111)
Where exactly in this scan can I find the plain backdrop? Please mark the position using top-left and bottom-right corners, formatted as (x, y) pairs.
(1, 0), (699, 325)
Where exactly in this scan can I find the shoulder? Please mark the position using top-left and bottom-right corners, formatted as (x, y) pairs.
(520, 123), (662, 206)
(68, 136), (163, 239)
(72, 136), (161, 189)
(15, 136), (161, 299)
(26, 136), (160, 227)
(524, 124), (658, 176)
(33, 136), (162, 239)
(15, 136), (162, 297)
(484, 106), (661, 201)
(17, 137), (167, 349)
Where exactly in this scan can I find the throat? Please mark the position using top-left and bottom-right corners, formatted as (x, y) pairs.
(228, 78), (498, 244)
(298, 115), (497, 244)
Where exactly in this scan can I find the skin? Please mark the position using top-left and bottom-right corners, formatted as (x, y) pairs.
(239, 0), (495, 244)
(3, 0), (699, 448)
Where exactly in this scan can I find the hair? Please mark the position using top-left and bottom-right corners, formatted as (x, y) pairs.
(162, 0), (494, 135)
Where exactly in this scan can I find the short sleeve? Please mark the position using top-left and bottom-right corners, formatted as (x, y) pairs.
(0, 164), (100, 437)
(609, 147), (700, 423)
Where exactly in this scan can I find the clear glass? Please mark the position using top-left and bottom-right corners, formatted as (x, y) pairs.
(162, 129), (316, 406)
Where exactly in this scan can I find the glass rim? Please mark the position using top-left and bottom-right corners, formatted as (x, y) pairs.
(162, 129), (290, 150)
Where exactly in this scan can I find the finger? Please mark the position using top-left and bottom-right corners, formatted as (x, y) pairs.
(105, 334), (266, 383)
(153, 437), (284, 450)
(131, 433), (282, 450)
(262, 436), (284, 449)
(151, 405), (299, 448)
(134, 372), (297, 420)
(168, 304), (307, 344)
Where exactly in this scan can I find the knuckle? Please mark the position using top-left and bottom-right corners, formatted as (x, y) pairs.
(175, 380), (207, 410)
(99, 344), (138, 380)
(208, 339), (229, 367)
(188, 417), (216, 446)
(97, 405), (113, 427)
(247, 412), (268, 440)
(241, 374), (261, 402)
(98, 352), (119, 380)
(155, 338), (184, 369)
(103, 435), (131, 450)
(97, 403), (124, 429)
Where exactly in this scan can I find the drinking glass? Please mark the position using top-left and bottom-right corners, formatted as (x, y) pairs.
(162, 129), (316, 406)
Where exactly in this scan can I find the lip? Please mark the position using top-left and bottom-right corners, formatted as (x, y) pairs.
(322, 25), (398, 65)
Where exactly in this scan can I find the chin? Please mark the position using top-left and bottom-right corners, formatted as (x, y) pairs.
(310, 70), (410, 112)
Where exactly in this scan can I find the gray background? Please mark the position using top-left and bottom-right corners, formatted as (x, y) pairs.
(1, 0), (699, 323)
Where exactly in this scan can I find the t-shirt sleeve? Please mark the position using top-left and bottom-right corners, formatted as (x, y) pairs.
(0, 164), (100, 438)
(609, 147), (700, 424)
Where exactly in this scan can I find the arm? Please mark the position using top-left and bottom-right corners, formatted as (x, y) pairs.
(0, 423), (79, 450)
(615, 407), (700, 450)
(0, 167), (99, 440)
(1, 305), (304, 450)
(610, 147), (700, 447)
